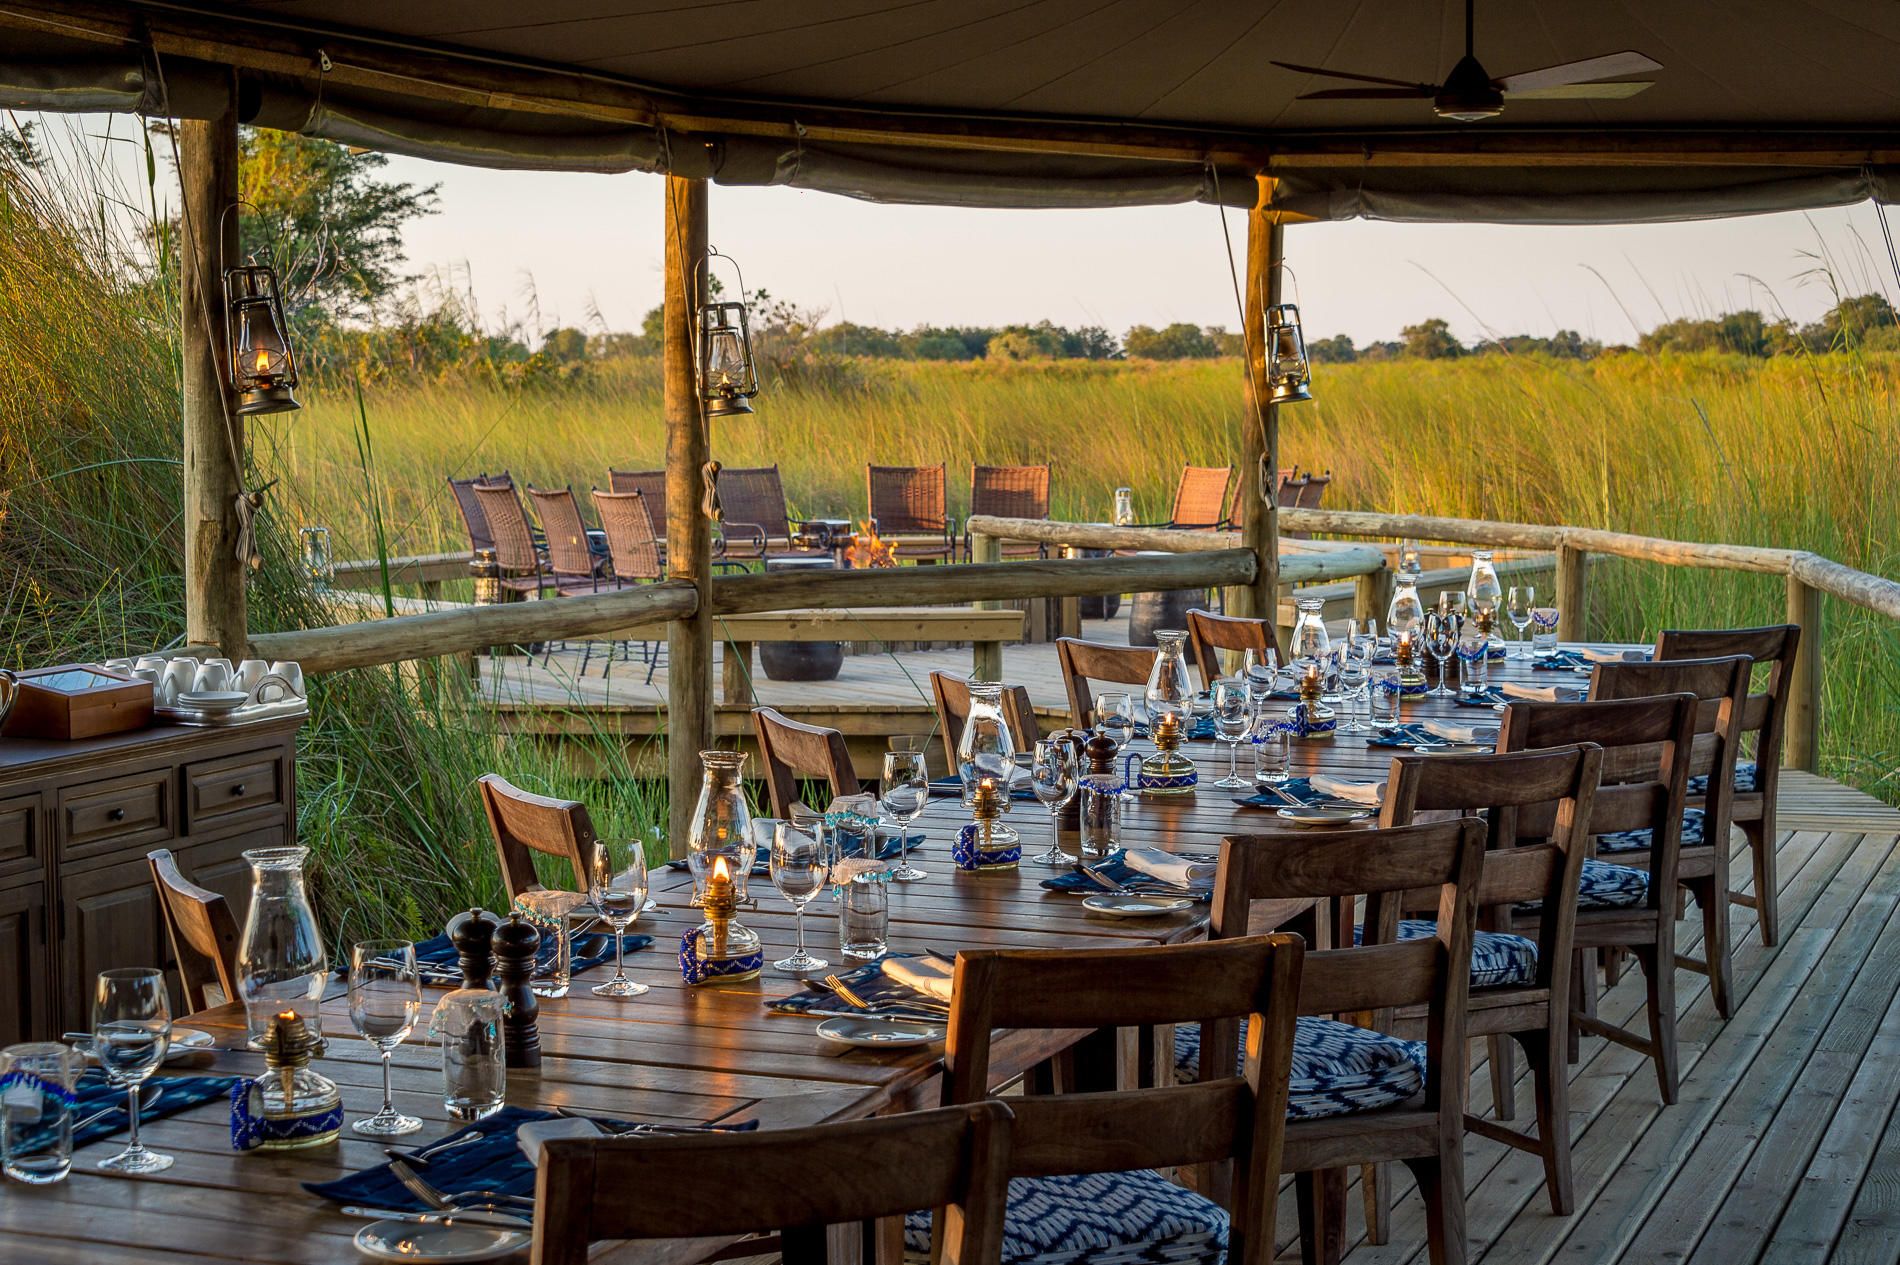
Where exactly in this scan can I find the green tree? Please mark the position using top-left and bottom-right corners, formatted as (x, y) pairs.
(1124, 322), (1218, 359)
(541, 327), (588, 362)
(1817, 294), (1897, 348)
(1400, 318), (1463, 359)
(1307, 333), (1357, 363)
(986, 322), (1064, 360)
(237, 129), (439, 324)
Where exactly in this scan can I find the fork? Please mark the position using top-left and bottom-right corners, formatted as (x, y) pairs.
(74, 1085), (163, 1133)
(388, 1156), (536, 1215)
(822, 974), (874, 1010)
(384, 1131), (482, 1166)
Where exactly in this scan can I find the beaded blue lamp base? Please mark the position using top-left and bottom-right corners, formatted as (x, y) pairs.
(953, 823), (1021, 871)
(678, 927), (764, 985)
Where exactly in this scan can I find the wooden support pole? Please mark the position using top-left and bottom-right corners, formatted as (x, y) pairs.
(1354, 563), (1394, 630)
(1555, 541), (1588, 642)
(179, 77), (247, 655)
(1237, 177), (1282, 647)
(1785, 574), (1822, 771)
(664, 176), (711, 858)
(969, 530), (1004, 680)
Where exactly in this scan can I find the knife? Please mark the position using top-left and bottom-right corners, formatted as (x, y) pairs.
(341, 1206), (530, 1230)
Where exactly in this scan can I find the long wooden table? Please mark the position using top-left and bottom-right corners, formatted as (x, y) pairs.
(4, 642), (1631, 1263)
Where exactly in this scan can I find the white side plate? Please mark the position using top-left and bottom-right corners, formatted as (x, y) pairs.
(815, 1016), (945, 1049)
(354, 1220), (528, 1262)
(1081, 893), (1196, 917)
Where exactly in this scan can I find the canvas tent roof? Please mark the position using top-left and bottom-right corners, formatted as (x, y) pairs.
(3, 0), (1898, 219)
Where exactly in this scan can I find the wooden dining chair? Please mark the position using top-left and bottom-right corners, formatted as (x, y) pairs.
(1495, 690), (1704, 1104)
(1186, 608), (1275, 687)
(751, 707), (861, 817)
(867, 463), (955, 561)
(478, 773), (601, 901)
(1189, 818), (1486, 1265)
(929, 671), (1040, 761)
(532, 1101), (1015, 1265)
(934, 934), (1304, 1265)
(1655, 624), (1801, 945)
(1588, 655), (1750, 1020)
(146, 848), (242, 1012)
(966, 464), (1050, 559)
(473, 481), (550, 597)
(1375, 745), (1604, 1218)
(1054, 636), (1154, 728)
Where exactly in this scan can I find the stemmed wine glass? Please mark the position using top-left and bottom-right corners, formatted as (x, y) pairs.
(1095, 690), (1137, 799)
(881, 748), (930, 881)
(348, 940), (422, 1136)
(1507, 585), (1535, 659)
(588, 838), (650, 998)
(1028, 737), (1079, 865)
(92, 968), (173, 1173)
(1336, 641), (1370, 734)
(1211, 678), (1253, 788)
(770, 822), (830, 973)
(1425, 612), (1460, 698)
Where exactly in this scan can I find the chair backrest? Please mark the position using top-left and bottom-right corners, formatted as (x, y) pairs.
(1186, 608), (1274, 687)
(606, 468), (667, 533)
(1055, 636), (1156, 729)
(447, 474), (496, 554)
(533, 1102), (1015, 1265)
(868, 463), (948, 534)
(1207, 819), (1486, 1123)
(1275, 469), (1306, 508)
(718, 465), (792, 541)
(591, 488), (663, 583)
(942, 935), (1304, 1265)
(146, 848), (242, 1012)
(1295, 471), (1331, 510)
(527, 485), (595, 580)
(751, 707), (861, 817)
(1169, 465), (1234, 529)
(929, 671), (1041, 759)
(477, 773), (600, 901)
(1590, 655), (1751, 847)
(1496, 693), (1700, 909)
(1379, 745), (1604, 998)
(1655, 625), (1800, 796)
(473, 482), (542, 573)
(969, 464), (1050, 521)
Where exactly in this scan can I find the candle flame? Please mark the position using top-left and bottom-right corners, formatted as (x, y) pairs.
(254, 349), (270, 374)
(711, 855), (731, 882)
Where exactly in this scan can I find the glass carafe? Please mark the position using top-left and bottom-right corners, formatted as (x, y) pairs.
(1291, 598), (1332, 667)
(1466, 550), (1504, 653)
(957, 683), (1019, 846)
(1387, 568), (1425, 639)
(235, 846), (327, 1050)
(1138, 631), (1198, 793)
(687, 750), (753, 907)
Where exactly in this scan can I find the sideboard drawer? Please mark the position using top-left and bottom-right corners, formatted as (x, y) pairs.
(185, 753), (285, 829)
(0, 794), (41, 878)
(59, 771), (174, 860)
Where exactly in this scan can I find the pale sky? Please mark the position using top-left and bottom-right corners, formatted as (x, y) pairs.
(39, 113), (1900, 348)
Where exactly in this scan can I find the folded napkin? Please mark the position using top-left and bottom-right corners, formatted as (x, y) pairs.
(14, 1069), (243, 1155)
(1454, 686), (1509, 707)
(1039, 850), (1216, 901)
(1583, 646), (1650, 664)
(1533, 647), (1645, 672)
(1367, 723), (1435, 748)
(881, 954), (955, 1003)
(1234, 777), (1329, 808)
(406, 928), (653, 986)
(516, 1114), (760, 1165)
(1122, 846), (1218, 885)
(768, 954), (951, 1021)
(1420, 720), (1498, 745)
(1500, 682), (1586, 703)
(1309, 774), (1385, 806)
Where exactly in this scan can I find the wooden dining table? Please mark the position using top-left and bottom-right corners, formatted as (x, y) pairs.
(2, 641), (1630, 1263)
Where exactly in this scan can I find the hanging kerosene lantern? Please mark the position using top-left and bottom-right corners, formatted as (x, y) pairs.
(223, 259), (301, 416)
(695, 248), (759, 419)
(1265, 302), (1313, 404)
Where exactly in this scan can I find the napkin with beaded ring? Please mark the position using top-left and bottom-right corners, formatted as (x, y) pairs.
(1122, 846), (1218, 886)
(881, 954), (955, 1003)
(1420, 720), (1499, 745)
(1308, 774), (1385, 806)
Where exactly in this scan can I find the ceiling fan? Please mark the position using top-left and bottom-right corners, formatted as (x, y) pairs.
(1274, 0), (1662, 122)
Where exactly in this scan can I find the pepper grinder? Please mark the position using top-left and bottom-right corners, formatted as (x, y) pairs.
(447, 907), (500, 990)
(494, 913), (542, 1068)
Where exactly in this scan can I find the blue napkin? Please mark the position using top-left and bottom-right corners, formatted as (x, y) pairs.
(305, 1107), (756, 1210)
(1133, 714), (1218, 741)
(1232, 776), (1335, 809)
(405, 930), (653, 987)
(1455, 686), (1510, 706)
(768, 954), (951, 1021)
(927, 776), (1040, 801)
(1039, 851), (1214, 902)
(14, 1069), (244, 1154)
(1367, 723), (1435, 748)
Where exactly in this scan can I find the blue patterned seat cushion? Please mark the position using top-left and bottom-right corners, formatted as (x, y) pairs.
(1518, 858), (1650, 914)
(1688, 760), (1759, 796)
(904, 1168), (1227, 1264)
(1171, 1016), (1427, 1119)
(1597, 807), (1706, 854)
(1351, 919), (1539, 990)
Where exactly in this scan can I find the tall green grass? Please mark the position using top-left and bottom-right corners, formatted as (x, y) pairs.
(275, 351), (1899, 801)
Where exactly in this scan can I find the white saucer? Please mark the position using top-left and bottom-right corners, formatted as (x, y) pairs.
(354, 1220), (529, 1261)
(815, 1015), (945, 1049)
(1275, 806), (1376, 827)
(1082, 893), (1196, 918)
(175, 690), (250, 711)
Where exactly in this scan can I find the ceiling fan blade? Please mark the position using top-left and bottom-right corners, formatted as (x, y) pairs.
(1297, 88), (1438, 101)
(1506, 81), (1655, 101)
(1494, 51), (1662, 94)
(1272, 60), (1436, 91)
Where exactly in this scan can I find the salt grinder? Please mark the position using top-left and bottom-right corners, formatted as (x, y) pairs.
(447, 907), (500, 989)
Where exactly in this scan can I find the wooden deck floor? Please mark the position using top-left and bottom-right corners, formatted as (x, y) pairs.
(475, 635), (1900, 1264)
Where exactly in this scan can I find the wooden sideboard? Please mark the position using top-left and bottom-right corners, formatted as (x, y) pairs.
(0, 716), (301, 1043)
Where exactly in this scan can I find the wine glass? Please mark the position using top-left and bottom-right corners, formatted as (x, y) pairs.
(1336, 642), (1369, 734)
(588, 838), (650, 998)
(770, 822), (830, 973)
(881, 749), (930, 881)
(92, 968), (173, 1173)
(1095, 690), (1135, 750)
(1028, 738), (1079, 865)
(1507, 585), (1535, 659)
(348, 940), (422, 1136)
(1211, 678), (1252, 788)
(1425, 612), (1460, 698)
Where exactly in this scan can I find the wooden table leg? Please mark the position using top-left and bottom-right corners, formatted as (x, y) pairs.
(722, 640), (753, 704)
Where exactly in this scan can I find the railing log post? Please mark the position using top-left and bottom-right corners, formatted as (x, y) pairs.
(969, 530), (1004, 680)
(1556, 539), (1588, 642)
(1354, 563), (1394, 630)
(663, 175), (712, 858)
(1786, 571), (1822, 771)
